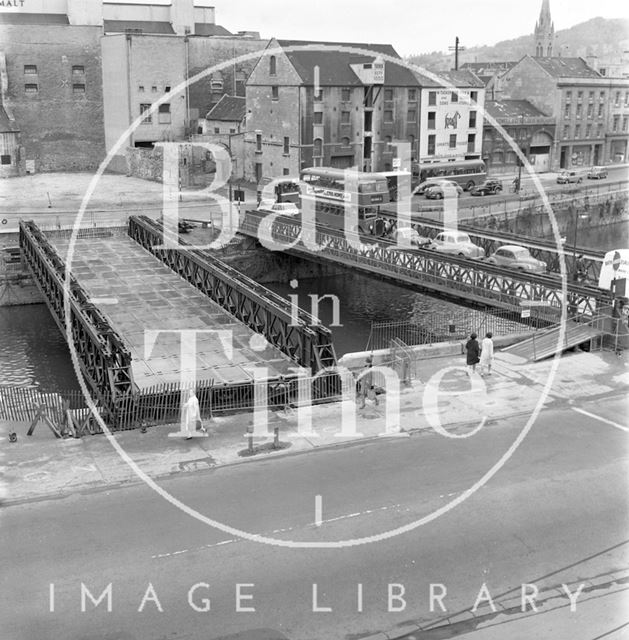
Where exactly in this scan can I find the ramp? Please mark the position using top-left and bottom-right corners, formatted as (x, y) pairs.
(501, 320), (602, 362)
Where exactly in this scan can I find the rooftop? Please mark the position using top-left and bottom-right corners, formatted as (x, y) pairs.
(484, 99), (551, 120)
(275, 39), (418, 87)
(532, 56), (602, 79)
(413, 68), (485, 89)
(103, 20), (175, 34)
(193, 23), (232, 36)
(205, 95), (246, 122)
(0, 13), (70, 25)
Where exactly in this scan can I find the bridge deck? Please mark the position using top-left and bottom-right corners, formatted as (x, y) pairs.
(49, 232), (296, 389)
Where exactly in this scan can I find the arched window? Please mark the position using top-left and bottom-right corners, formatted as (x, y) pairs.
(492, 150), (504, 164)
(341, 137), (350, 146)
(269, 55), (277, 76)
(506, 150), (517, 164)
(313, 138), (323, 156)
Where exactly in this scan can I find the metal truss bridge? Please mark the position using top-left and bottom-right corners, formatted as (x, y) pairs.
(239, 211), (611, 320)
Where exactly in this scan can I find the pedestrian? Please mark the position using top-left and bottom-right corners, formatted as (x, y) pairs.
(465, 333), (481, 375)
(479, 332), (494, 376)
(181, 388), (203, 439)
(357, 356), (378, 408)
(574, 254), (587, 283)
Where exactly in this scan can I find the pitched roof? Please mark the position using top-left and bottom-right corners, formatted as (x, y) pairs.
(275, 40), (418, 86)
(194, 23), (232, 36)
(0, 13), (69, 25)
(206, 95), (246, 122)
(413, 69), (485, 89)
(103, 20), (174, 35)
(532, 56), (601, 78)
(0, 106), (19, 133)
(484, 99), (549, 120)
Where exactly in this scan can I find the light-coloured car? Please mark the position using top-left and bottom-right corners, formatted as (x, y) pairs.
(424, 183), (464, 199)
(257, 201), (300, 217)
(429, 231), (485, 258)
(556, 170), (583, 184)
(389, 227), (432, 249)
(485, 245), (547, 274)
(587, 166), (608, 180)
(415, 179), (460, 195)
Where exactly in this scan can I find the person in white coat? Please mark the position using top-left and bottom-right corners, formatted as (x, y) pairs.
(479, 332), (494, 377)
(181, 389), (202, 439)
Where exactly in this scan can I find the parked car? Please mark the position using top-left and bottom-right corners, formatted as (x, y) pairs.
(389, 226), (432, 249)
(424, 183), (464, 199)
(415, 179), (460, 195)
(470, 179), (503, 196)
(587, 166), (608, 180)
(556, 170), (583, 184)
(257, 200), (300, 217)
(484, 245), (547, 274)
(428, 231), (485, 258)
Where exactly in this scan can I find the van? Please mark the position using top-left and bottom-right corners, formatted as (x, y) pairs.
(556, 170), (584, 184)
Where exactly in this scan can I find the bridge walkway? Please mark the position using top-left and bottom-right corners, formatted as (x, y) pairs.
(48, 228), (297, 389)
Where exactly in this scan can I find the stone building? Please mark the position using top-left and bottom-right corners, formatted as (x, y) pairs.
(482, 100), (555, 173)
(243, 39), (420, 183)
(415, 69), (485, 165)
(496, 55), (629, 168)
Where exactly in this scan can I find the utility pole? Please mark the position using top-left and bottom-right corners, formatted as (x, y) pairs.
(448, 37), (466, 71)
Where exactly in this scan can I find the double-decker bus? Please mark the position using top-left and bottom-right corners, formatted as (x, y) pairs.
(299, 167), (390, 234)
(376, 170), (413, 203)
(412, 159), (487, 191)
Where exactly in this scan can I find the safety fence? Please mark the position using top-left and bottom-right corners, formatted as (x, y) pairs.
(366, 308), (540, 352)
(1, 371), (343, 436)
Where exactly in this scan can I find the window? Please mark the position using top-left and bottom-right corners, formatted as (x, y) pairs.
(600, 68), (607, 76)
(283, 168), (290, 176)
(408, 88), (417, 101)
(151, 85), (157, 93)
(269, 55), (276, 76)
(229, 128), (236, 133)
(341, 110), (350, 124)
(586, 124), (591, 137)
(598, 102), (604, 118)
(72, 83), (85, 94)
(470, 91), (478, 103)
(428, 91), (436, 106)
(341, 136), (350, 146)
(1, 155), (11, 165)
(140, 103), (152, 123)
(313, 138), (322, 156)
(575, 124), (581, 138)
(449, 134), (457, 148)
(565, 91), (572, 102)
(271, 86), (279, 101)
(427, 134), (436, 155)
(623, 116), (629, 132)
(625, 91), (629, 105)
(451, 91), (458, 103)
(283, 136), (290, 154)
(256, 133), (262, 152)
(563, 125), (569, 138)
(384, 109), (393, 122)
(587, 103), (593, 118)
(314, 111), (323, 125)
(24, 84), (38, 94)
(24, 65), (37, 74)
(427, 111), (436, 129)
(384, 88), (393, 101)
(577, 91), (583, 101)
(158, 103), (171, 124)
(314, 88), (323, 101)
(597, 123), (603, 137)
(576, 103), (582, 118)
(407, 109), (416, 122)
(615, 91), (621, 105)
(72, 65), (84, 75)
(341, 88), (351, 102)
(469, 111), (477, 128)
(467, 133), (476, 146)
(613, 115), (620, 132)
(165, 85), (171, 92)
(214, 127), (220, 134)
(384, 135), (392, 147)
(138, 85), (145, 92)
(564, 103), (570, 119)
(599, 91), (605, 100)
(588, 91), (594, 101)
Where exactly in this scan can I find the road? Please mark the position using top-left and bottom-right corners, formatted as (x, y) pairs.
(1, 397), (627, 640)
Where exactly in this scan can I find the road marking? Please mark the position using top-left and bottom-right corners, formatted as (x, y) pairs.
(315, 495), (322, 527)
(572, 407), (629, 433)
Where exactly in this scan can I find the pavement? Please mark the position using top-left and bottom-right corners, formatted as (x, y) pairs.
(1, 347), (627, 507)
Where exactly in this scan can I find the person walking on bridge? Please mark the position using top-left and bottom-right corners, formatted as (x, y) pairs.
(479, 332), (494, 377)
(465, 333), (481, 375)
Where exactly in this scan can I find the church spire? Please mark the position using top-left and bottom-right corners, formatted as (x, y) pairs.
(534, 0), (555, 57)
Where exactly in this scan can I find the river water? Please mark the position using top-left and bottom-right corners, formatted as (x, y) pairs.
(1, 222), (626, 392)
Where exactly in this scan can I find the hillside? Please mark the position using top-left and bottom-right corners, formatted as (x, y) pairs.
(407, 17), (629, 72)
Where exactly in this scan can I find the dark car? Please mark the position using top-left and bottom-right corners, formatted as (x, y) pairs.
(470, 179), (503, 196)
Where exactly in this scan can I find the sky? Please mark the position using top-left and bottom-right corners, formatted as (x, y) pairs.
(208, 0), (628, 56)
